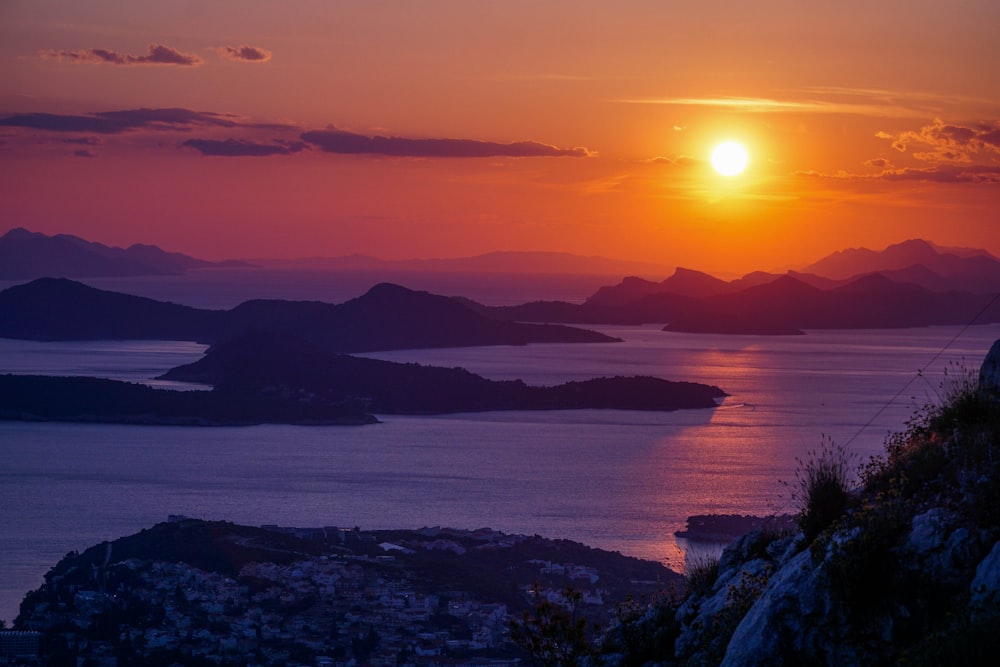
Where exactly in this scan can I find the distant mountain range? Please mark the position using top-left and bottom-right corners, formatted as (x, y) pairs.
(0, 280), (724, 423)
(247, 250), (671, 276)
(801, 239), (1000, 285)
(467, 239), (1000, 334)
(478, 269), (1000, 334)
(0, 228), (250, 280)
(3, 230), (999, 336)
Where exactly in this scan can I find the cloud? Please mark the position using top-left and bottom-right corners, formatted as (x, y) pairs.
(300, 127), (593, 158)
(878, 119), (1000, 162)
(643, 155), (699, 165)
(73, 149), (98, 158)
(864, 158), (892, 168)
(0, 108), (280, 134)
(61, 136), (102, 146)
(218, 45), (273, 63)
(38, 44), (202, 66)
(876, 165), (1000, 183)
(621, 93), (932, 118)
(181, 138), (307, 156)
(798, 164), (1000, 184)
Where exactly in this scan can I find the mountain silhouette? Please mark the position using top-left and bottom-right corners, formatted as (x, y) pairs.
(160, 330), (726, 414)
(802, 238), (1000, 292)
(0, 278), (619, 351)
(0, 228), (249, 280)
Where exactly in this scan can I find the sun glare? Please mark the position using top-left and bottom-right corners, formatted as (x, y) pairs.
(711, 141), (749, 177)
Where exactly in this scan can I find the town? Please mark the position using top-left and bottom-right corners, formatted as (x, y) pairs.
(8, 517), (678, 666)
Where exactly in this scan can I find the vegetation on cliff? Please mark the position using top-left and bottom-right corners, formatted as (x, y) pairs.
(590, 349), (1000, 666)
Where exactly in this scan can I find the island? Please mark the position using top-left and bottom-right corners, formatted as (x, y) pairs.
(0, 330), (727, 425)
(0, 278), (619, 352)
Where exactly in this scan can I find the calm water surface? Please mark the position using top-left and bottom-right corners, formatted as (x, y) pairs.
(1, 321), (997, 623)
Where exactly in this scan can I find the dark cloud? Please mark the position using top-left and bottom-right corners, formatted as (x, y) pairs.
(878, 119), (1000, 162)
(73, 149), (98, 158)
(181, 138), (307, 156)
(300, 127), (593, 158)
(864, 157), (891, 168)
(61, 136), (102, 146)
(0, 108), (276, 134)
(38, 44), (202, 66)
(220, 45), (272, 62)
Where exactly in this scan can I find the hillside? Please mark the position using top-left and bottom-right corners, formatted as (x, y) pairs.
(12, 520), (679, 666)
(0, 278), (619, 351)
(598, 339), (1000, 666)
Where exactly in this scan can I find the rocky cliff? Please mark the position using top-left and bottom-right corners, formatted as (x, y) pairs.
(605, 340), (1000, 666)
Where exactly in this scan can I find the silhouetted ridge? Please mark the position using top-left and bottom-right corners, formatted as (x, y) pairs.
(0, 227), (248, 279)
(0, 278), (618, 351)
(160, 330), (727, 414)
(0, 277), (222, 341)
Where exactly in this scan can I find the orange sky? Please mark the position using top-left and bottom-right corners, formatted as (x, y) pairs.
(1, 0), (998, 275)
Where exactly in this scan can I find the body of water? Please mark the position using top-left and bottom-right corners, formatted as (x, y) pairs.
(2, 323), (997, 623)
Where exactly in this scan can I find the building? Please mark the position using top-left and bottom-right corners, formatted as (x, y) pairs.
(0, 631), (42, 664)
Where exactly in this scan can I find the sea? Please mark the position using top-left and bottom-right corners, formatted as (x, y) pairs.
(1, 267), (997, 623)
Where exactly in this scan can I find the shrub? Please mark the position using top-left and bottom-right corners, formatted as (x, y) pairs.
(861, 363), (1000, 530)
(822, 490), (907, 619)
(793, 437), (855, 541)
(685, 553), (720, 597)
(603, 592), (682, 667)
(509, 587), (597, 667)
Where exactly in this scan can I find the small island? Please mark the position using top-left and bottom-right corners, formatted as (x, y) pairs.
(0, 331), (727, 426)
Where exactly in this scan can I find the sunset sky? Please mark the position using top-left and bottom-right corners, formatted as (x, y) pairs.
(1, 0), (998, 274)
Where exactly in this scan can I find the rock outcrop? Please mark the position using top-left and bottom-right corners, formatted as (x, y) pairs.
(980, 338), (1000, 393)
(605, 338), (1000, 666)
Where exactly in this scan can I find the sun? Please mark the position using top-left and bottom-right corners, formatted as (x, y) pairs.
(711, 141), (749, 177)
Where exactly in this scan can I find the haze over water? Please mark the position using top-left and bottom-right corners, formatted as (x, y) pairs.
(2, 274), (996, 623)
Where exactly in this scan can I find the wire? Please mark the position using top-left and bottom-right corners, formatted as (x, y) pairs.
(842, 291), (1000, 449)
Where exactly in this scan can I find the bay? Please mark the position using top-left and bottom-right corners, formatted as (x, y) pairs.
(1, 323), (998, 624)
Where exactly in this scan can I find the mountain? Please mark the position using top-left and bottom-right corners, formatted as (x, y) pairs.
(0, 227), (250, 280)
(159, 330), (727, 414)
(663, 273), (1000, 334)
(0, 277), (223, 341)
(250, 250), (670, 276)
(802, 238), (1000, 292)
(0, 278), (619, 351)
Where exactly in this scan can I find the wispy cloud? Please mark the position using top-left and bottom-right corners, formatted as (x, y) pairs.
(300, 127), (593, 158)
(218, 45), (273, 63)
(619, 93), (932, 118)
(38, 44), (202, 66)
(181, 138), (306, 156)
(643, 155), (699, 166)
(798, 164), (1000, 184)
(0, 108), (287, 134)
